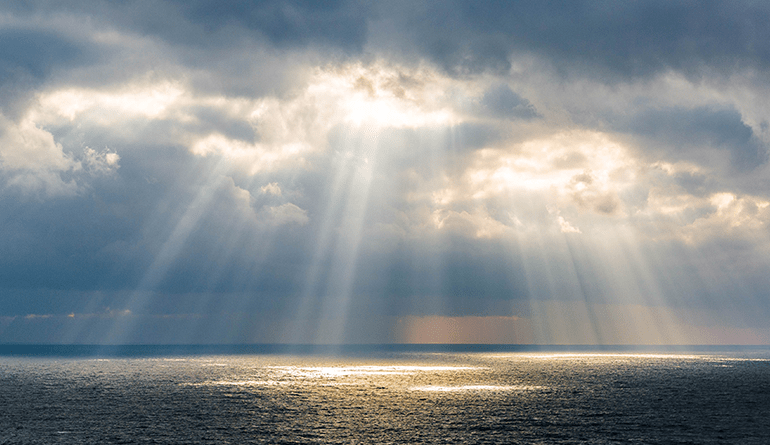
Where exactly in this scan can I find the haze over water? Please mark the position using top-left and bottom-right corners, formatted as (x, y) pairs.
(2, 347), (769, 443)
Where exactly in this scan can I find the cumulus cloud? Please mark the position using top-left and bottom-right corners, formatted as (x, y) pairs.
(0, 113), (121, 196)
(0, 116), (79, 196)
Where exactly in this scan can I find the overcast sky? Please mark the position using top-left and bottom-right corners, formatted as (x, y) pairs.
(2, 0), (770, 344)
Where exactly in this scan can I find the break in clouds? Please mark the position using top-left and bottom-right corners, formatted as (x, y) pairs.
(2, 1), (770, 345)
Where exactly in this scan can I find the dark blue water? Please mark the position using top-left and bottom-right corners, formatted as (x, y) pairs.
(1, 346), (769, 443)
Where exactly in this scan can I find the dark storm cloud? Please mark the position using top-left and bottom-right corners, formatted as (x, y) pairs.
(479, 84), (539, 120)
(376, 0), (770, 79)
(0, 141), (314, 318)
(0, 1), (367, 101)
(176, 0), (371, 51)
(5, 1), (770, 84)
(623, 106), (768, 171)
(0, 29), (86, 83)
(0, 29), (90, 117)
(4, 0), (763, 107)
(0, 145), (195, 296)
(0, 0), (370, 52)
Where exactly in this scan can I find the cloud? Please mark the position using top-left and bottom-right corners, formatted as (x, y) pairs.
(0, 116), (79, 196)
(261, 182), (282, 196)
(1, 1), (770, 345)
(82, 147), (120, 175)
(0, 112), (120, 197)
(478, 84), (539, 120)
(262, 202), (309, 226)
(0, 28), (85, 80)
(175, 0), (371, 51)
(0, 27), (90, 117)
(371, 1), (770, 80)
(557, 216), (581, 234)
(622, 106), (768, 171)
(419, 130), (635, 238)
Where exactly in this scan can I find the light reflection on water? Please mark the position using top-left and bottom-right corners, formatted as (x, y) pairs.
(270, 364), (480, 376)
(1, 350), (769, 443)
(410, 385), (545, 392)
(198, 380), (293, 387)
(193, 364), (489, 389)
(488, 353), (718, 360)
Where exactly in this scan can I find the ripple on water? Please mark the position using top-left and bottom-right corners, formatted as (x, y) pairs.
(410, 384), (546, 392)
(1, 351), (768, 444)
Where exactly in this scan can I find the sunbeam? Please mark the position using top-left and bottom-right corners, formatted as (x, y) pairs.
(3, 1), (770, 347)
(315, 133), (376, 344)
(98, 157), (234, 344)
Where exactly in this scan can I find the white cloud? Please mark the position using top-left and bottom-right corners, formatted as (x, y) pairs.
(0, 113), (121, 197)
(0, 117), (75, 172)
(82, 147), (120, 175)
(411, 130), (635, 239)
(430, 207), (511, 239)
(36, 82), (185, 123)
(191, 133), (310, 175)
(260, 182), (282, 196)
(0, 116), (79, 196)
(681, 192), (770, 244)
(557, 216), (581, 234)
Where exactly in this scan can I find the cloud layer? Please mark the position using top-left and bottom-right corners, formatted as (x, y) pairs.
(1, 1), (770, 344)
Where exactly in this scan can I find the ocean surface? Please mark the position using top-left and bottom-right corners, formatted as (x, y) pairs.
(1, 345), (769, 444)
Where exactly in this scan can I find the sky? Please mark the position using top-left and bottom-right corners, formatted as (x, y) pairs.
(2, 0), (770, 345)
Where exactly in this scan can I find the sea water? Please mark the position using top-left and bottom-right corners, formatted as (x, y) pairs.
(1, 346), (769, 443)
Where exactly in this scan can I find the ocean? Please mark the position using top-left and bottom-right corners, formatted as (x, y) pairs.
(1, 345), (768, 444)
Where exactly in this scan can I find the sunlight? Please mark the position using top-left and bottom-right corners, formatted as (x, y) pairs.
(36, 82), (184, 122)
(466, 131), (632, 199)
(282, 126), (379, 344)
(411, 385), (544, 392)
(526, 353), (706, 360)
(98, 159), (235, 344)
(190, 134), (310, 175)
(5, 0), (770, 357)
(272, 365), (479, 377)
(17, 60), (769, 346)
(185, 61), (460, 178)
(275, 61), (475, 342)
(315, 133), (377, 344)
(309, 62), (460, 129)
(397, 315), (532, 344)
(425, 130), (635, 241)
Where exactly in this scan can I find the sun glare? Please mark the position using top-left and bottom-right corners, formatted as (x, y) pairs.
(309, 62), (460, 129)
